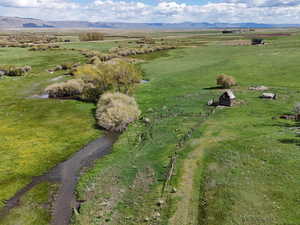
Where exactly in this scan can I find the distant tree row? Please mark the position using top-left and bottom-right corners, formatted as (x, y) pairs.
(79, 32), (104, 41)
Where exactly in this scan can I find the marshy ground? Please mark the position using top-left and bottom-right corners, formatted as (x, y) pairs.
(0, 29), (300, 225)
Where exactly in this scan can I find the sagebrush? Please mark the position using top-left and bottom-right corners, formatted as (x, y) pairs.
(45, 79), (84, 98)
(216, 74), (236, 88)
(96, 92), (141, 131)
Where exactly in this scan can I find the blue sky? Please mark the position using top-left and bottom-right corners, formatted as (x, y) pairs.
(1, 0), (300, 23)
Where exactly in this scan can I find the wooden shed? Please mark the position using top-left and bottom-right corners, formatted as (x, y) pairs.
(251, 38), (265, 45)
(222, 30), (233, 34)
(219, 90), (236, 106)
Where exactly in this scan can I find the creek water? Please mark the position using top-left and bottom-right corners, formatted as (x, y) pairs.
(0, 132), (119, 225)
(31, 93), (49, 99)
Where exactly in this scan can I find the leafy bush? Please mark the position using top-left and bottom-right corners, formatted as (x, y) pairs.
(45, 79), (84, 98)
(216, 74), (236, 88)
(74, 61), (141, 101)
(108, 47), (120, 54)
(79, 32), (104, 41)
(45, 60), (141, 101)
(80, 50), (101, 58)
(29, 44), (60, 51)
(8, 34), (58, 44)
(50, 62), (80, 73)
(81, 83), (99, 102)
(143, 36), (155, 44)
(88, 56), (102, 65)
(96, 92), (141, 131)
(61, 62), (74, 70)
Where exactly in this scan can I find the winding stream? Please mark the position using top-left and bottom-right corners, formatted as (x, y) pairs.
(0, 132), (119, 225)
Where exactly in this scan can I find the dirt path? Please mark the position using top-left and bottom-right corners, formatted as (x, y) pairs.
(169, 124), (221, 225)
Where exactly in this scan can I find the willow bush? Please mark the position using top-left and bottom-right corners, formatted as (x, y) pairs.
(96, 92), (141, 131)
(46, 60), (142, 102)
(79, 32), (104, 41)
(74, 61), (141, 101)
(45, 79), (84, 98)
(216, 74), (237, 88)
(0, 65), (31, 76)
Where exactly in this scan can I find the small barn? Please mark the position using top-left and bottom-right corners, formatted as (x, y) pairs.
(219, 90), (236, 107)
(222, 30), (241, 34)
(251, 38), (265, 45)
(222, 30), (234, 34)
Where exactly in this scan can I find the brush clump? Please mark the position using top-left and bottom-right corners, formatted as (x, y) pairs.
(45, 79), (84, 98)
(74, 61), (141, 101)
(96, 92), (141, 131)
(0, 65), (31, 76)
(216, 74), (237, 88)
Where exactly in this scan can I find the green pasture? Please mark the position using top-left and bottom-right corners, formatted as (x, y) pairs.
(0, 30), (300, 225)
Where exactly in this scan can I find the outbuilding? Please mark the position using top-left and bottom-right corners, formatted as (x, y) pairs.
(260, 93), (277, 99)
(251, 38), (265, 45)
(219, 90), (236, 106)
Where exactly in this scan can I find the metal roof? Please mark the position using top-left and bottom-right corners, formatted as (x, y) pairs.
(225, 90), (236, 99)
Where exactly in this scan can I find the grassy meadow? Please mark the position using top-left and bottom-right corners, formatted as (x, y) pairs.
(72, 31), (300, 225)
(0, 47), (101, 224)
(0, 29), (299, 225)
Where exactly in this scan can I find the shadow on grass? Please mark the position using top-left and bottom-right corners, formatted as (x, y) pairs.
(203, 86), (223, 90)
(277, 119), (300, 146)
(279, 138), (300, 146)
(90, 107), (104, 130)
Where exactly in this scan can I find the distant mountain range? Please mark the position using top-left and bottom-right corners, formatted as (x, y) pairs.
(1, 16), (300, 29)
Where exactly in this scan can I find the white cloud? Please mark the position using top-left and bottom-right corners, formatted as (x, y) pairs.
(225, 0), (300, 7)
(1, 0), (300, 23)
(0, 0), (78, 8)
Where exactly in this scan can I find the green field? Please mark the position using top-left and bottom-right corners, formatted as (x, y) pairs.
(0, 30), (300, 225)
(0, 47), (101, 224)
(72, 32), (300, 225)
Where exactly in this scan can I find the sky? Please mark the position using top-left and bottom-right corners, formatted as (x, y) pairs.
(1, 0), (300, 24)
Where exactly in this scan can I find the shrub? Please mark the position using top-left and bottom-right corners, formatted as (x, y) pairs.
(96, 92), (141, 131)
(88, 56), (102, 65)
(61, 62), (74, 70)
(45, 79), (84, 98)
(143, 36), (155, 44)
(74, 61), (142, 101)
(108, 47), (120, 54)
(79, 32), (104, 41)
(80, 50), (102, 58)
(216, 74), (236, 88)
(81, 83), (100, 102)
(29, 44), (60, 51)
(0, 65), (31, 76)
